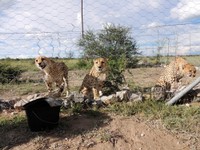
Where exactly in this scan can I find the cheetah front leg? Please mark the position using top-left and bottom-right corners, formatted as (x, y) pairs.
(45, 80), (53, 93)
(63, 77), (70, 97)
(92, 87), (100, 100)
(81, 87), (91, 100)
(44, 75), (53, 94)
(55, 82), (64, 94)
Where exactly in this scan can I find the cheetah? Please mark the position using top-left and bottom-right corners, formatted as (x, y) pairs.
(79, 58), (108, 100)
(35, 56), (70, 97)
(156, 57), (196, 90)
(152, 57), (196, 100)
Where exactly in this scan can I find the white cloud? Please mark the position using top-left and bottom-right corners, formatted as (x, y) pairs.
(141, 22), (163, 29)
(171, 0), (200, 20)
(148, 0), (162, 8)
(0, 0), (166, 32)
(0, 0), (81, 33)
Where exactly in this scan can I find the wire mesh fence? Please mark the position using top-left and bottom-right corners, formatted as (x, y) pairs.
(0, 0), (200, 58)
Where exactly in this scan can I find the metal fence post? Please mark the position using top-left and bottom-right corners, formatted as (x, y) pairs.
(166, 77), (200, 105)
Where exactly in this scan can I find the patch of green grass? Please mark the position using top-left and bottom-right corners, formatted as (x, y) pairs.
(98, 130), (122, 143)
(106, 100), (200, 133)
(62, 102), (84, 115)
(141, 55), (200, 66)
(161, 105), (200, 132)
(0, 58), (88, 71)
(0, 82), (46, 96)
(0, 114), (26, 131)
(105, 100), (164, 117)
(0, 58), (36, 71)
(99, 130), (113, 142)
(57, 58), (86, 70)
(72, 59), (92, 70)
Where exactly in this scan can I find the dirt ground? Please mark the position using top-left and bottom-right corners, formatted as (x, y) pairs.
(0, 112), (193, 150)
(1, 67), (200, 150)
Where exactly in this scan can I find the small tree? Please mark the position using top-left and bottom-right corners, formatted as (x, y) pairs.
(78, 24), (140, 86)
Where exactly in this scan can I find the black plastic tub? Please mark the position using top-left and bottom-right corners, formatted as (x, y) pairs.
(23, 98), (61, 132)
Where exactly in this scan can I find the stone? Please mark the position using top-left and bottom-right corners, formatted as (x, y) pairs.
(0, 100), (13, 111)
(116, 90), (132, 101)
(100, 94), (118, 105)
(62, 92), (85, 108)
(14, 99), (29, 109)
(129, 93), (143, 102)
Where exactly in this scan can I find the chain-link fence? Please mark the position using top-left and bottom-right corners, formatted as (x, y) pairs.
(0, 0), (200, 58)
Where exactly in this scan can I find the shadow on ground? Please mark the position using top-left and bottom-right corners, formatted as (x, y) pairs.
(0, 110), (111, 149)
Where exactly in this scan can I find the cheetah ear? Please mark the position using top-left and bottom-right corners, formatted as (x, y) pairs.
(41, 56), (47, 61)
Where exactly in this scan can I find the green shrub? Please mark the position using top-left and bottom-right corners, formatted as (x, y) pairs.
(107, 56), (126, 87)
(0, 64), (24, 84)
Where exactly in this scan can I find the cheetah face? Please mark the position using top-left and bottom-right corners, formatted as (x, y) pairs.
(35, 56), (47, 70)
(183, 64), (196, 77)
(93, 58), (108, 72)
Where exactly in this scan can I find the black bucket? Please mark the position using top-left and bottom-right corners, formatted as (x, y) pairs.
(24, 98), (61, 132)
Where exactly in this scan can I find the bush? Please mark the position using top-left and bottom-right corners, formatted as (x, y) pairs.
(78, 24), (140, 87)
(107, 57), (126, 87)
(0, 64), (24, 84)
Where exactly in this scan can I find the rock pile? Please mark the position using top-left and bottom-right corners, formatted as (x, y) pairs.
(2, 84), (199, 112)
(62, 89), (143, 108)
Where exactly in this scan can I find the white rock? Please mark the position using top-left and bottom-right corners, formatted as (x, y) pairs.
(14, 99), (29, 109)
(185, 103), (190, 107)
(116, 90), (131, 101)
(26, 93), (40, 100)
(129, 93), (143, 102)
(101, 94), (117, 105)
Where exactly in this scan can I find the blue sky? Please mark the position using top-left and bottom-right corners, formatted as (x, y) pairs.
(0, 0), (200, 58)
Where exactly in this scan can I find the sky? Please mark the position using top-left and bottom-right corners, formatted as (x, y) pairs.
(0, 0), (200, 58)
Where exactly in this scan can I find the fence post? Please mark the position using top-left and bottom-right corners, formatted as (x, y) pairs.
(166, 77), (200, 105)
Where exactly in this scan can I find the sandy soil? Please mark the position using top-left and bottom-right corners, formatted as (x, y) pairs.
(1, 113), (191, 150)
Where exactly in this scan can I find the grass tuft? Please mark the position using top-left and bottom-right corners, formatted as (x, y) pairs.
(106, 100), (200, 133)
(0, 114), (26, 131)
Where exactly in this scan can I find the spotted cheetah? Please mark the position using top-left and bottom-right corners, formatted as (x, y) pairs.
(152, 57), (196, 100)
(156, 57), (196, 90)
(35, 56), (70, 97)
(79, 58), (108, 100)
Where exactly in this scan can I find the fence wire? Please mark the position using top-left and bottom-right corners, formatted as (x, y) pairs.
(0, 0), (200, 58)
